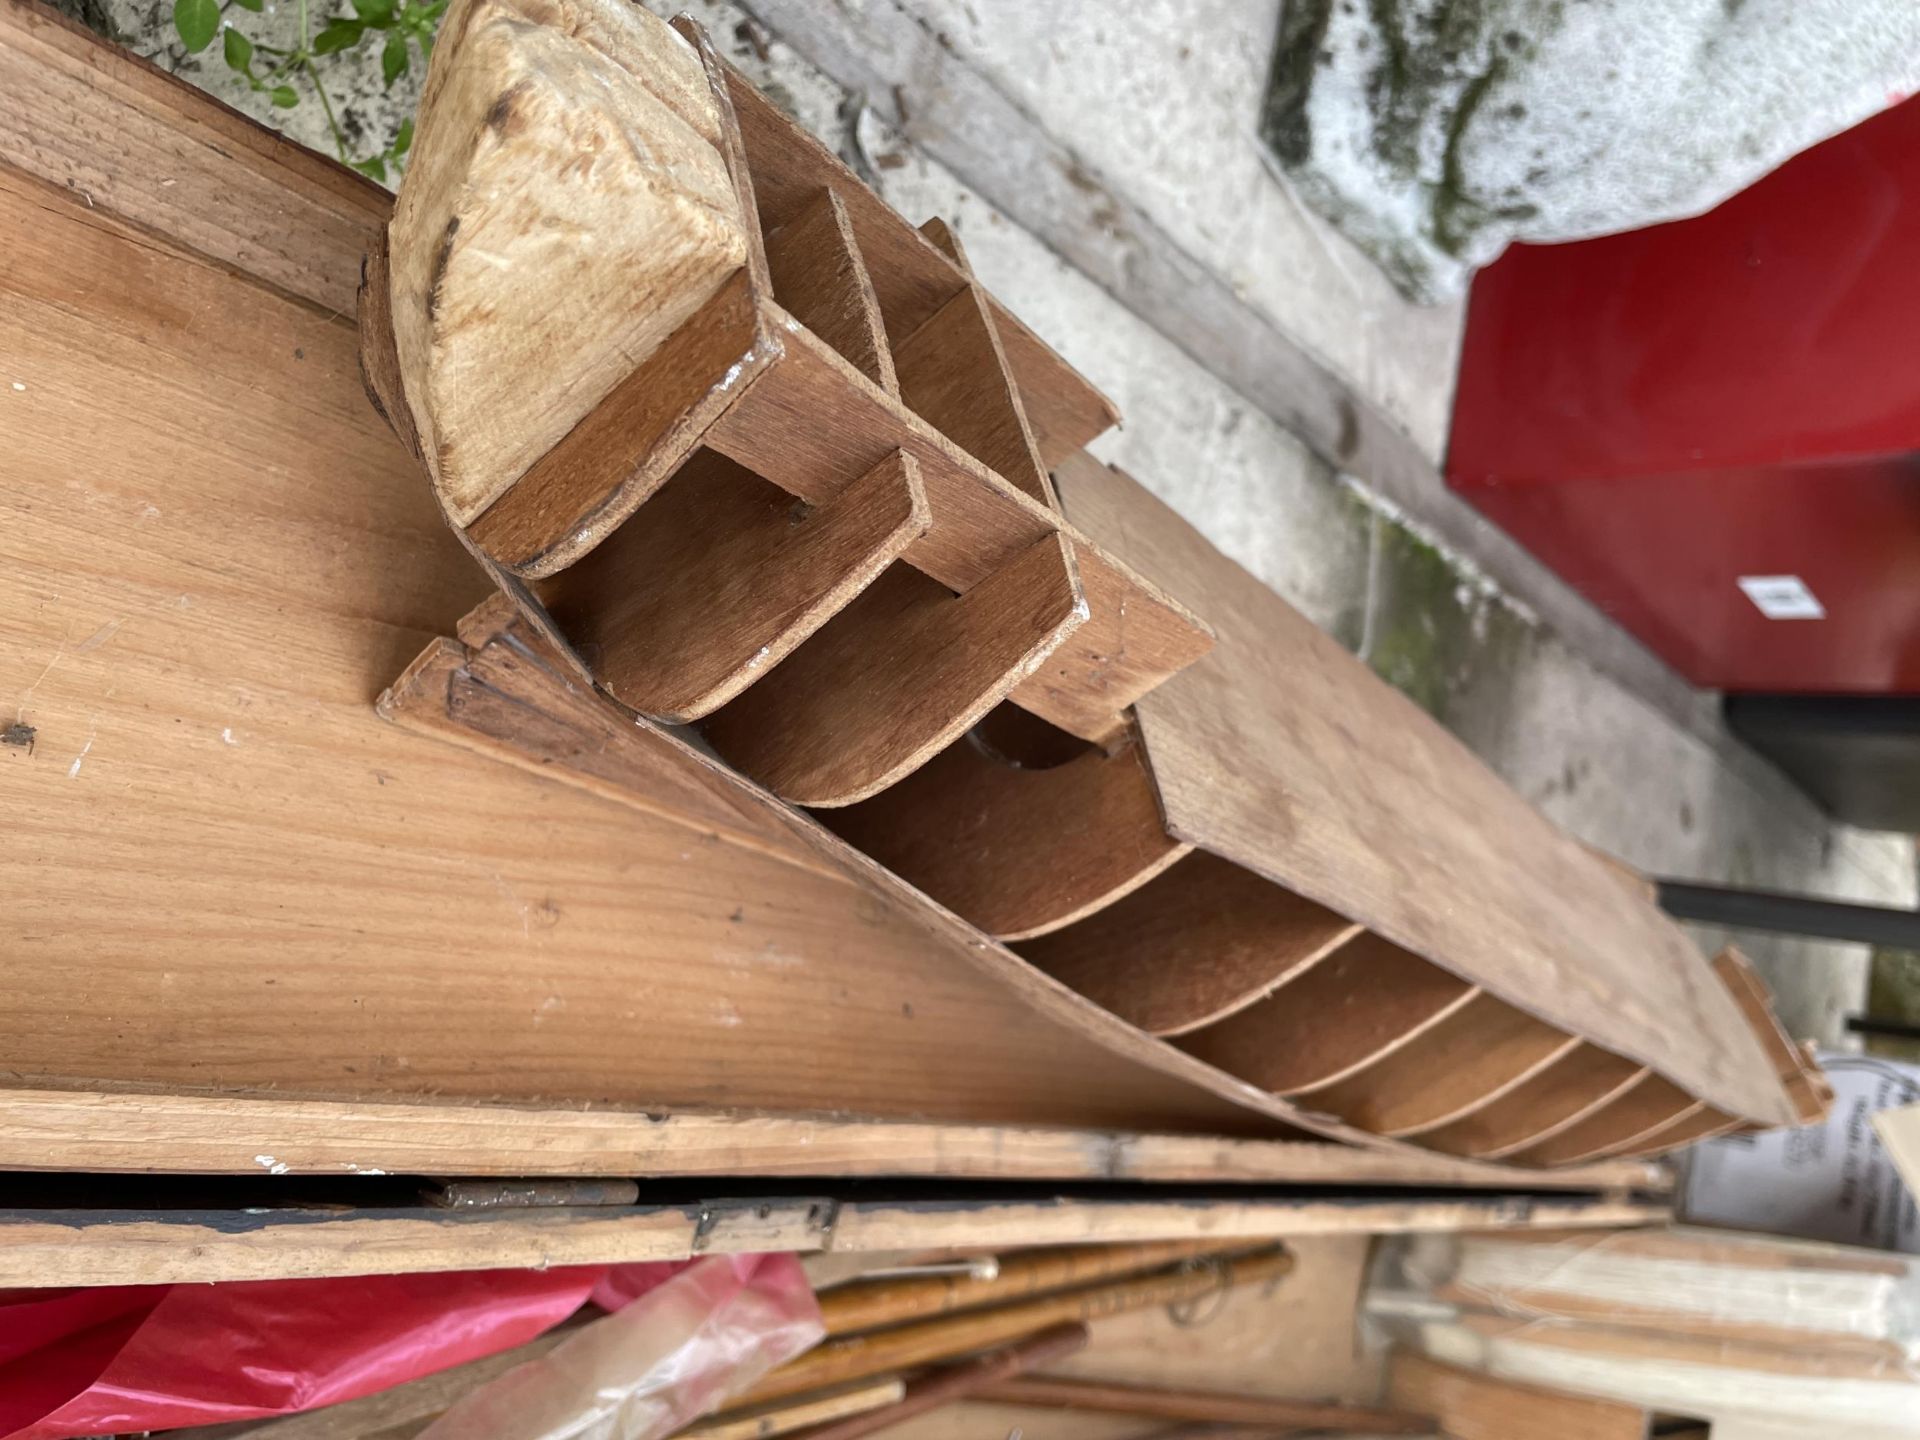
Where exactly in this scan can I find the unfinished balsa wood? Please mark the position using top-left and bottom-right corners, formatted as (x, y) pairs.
(1177, 935), (1474, 1096)
(1416, 1045), (1650, 1159)
(1504, 1075), (1699, 1167)
(537, 448), (928, 721)
(824, 720), (1188, 940)
(1298, 994), (1580, 1138)
(1054, 458), (1795, 1127)
(1385, 1351), (1649, 1440)
(764, 187), (898, 394)
(1020, 853), (1363, 1036)
(389, 0), (747, 527)
(701, 535), (1086, 806)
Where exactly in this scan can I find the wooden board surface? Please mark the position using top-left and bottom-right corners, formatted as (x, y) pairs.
(0, 1191), (1666, 1288)
(0, 1089), (1666, 1190)
(1054, 461), (1794, 1126)
(0, 99), (1273, 1136)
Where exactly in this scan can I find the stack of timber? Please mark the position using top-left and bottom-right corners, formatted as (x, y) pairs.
(361, 0), (1816, 1166)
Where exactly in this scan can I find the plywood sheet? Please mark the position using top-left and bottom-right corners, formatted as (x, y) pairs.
(1053, 462), (1792, 1126)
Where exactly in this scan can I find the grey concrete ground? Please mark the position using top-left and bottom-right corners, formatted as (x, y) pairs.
(73, 0), (1918, 1043)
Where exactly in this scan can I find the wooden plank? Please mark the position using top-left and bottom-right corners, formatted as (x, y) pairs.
(1299, 995), (1580, 1138)
(0, 158), (1288, 1138)
(0, 0), (386, 316)
(701, 535), (1086, 805)
(537, 448), (929, 722)
(765, 187), (899, 394)
(818, 1241), (1245, 1335)
(0, 1090), (1667, 1190)
(0, 1192), (1666, 1289)
(1177, 935), (1475, 1096)
(687, 1379), (910, 1440)
(1417, 1045), (1649, 1159)
(825, 722), (1189, 941)
(1020, 852), (1362, 1036)
(791, 1327), (1088, 1440)
(1054, 458), (1795, 1127)
(969, 1377), (1429, 1435)
(1385, 1351), (1649, 1440)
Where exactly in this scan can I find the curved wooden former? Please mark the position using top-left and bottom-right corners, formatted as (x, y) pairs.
(825, 714), (1188, 940)
(1294, 992), (1579, 1138)
(1019, 854), (1361, 1034)
(1417, 1044), (1650, 1159)
(539, 449), (929, 722)
(1613, 1107), (1742, 1160)
(764, 187), (899, 396)
(1504, 1074), (1698, 1167)
(700, 535), (1087, 806)
(1176, 934), (1474, 1096)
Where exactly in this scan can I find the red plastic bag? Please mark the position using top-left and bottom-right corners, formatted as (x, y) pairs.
(0, 1260), (693, 1438)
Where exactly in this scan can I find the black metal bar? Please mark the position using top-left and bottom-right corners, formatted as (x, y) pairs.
(1654, 880), (1920, 949)
(1846, 1015), (1920, 1043)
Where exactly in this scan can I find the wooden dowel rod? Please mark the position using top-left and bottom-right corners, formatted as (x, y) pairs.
(739, 1247), (1292, 1406)
(680, 1378), (908, 1440)
(819, 1239), (1254, 1336)
(973, 1376), (1432, 1435)
(785, 1323), (1088, 1440)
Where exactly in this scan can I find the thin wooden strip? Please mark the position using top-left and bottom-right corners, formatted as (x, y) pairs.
(1417, 1045), (1649, 1159)
(1295, 994), (1578, 1138)
(701, 534), (1086, 806)
(683, 1378), (909, 1440)
(1020, 853), (1363, 1037)
(819, 1240), (1246, 1336)
(986, 299), (1119, 467)
(538, 448), (929, 722)
(1176, 934), (1475, 1097)
(895, 218), (1054, 507)
(792, 1326), (1088, 1440)
(1385, 1350), (1648, 1440)
(1503, 1074), (1698, 1167)
(0, 1089), (1667, 1190)
(736, 1249), (1294, 1406)
(764, 187), (898, 395)
(970, 1377), (1430, 1435)
(824, 718), (1188, 941)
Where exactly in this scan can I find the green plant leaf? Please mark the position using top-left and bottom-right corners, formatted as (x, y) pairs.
(231, 0), (264, 11)
(222, 26), (254, 73)
(172, 0), (219, 52)
(270, 84), (299, 107)
(312, 17), (363, 53)
(352, 156), (388, 182)
(392, 117), (414, 157)
(353, 0), (396, 25)
(381, 31), (408, 87)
